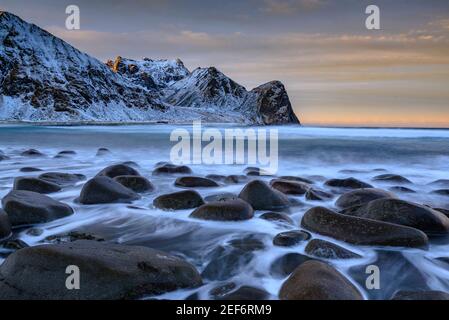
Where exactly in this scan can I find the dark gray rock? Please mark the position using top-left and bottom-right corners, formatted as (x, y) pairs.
(336, 188), (397, 209)
(218, 286), (270, 300)
(19, 167), (43, 173)
(273, 230), (310, 247)
(0, 240), (202, 300)
(2, 190), (73, 226)
(96, 148), (111, 156)
(305, 239), (361, 259)
(96, 164), (140, 178)
(224, 175), (248, 184)
(260, 212), (294, 225)
(0, 209), (12, 239)
(1, 239), (29, 251)
(305, 188), (333, 201)
(204, 193), (238, 203)
(270, 179), (309, 195)
(392, 290), (449, 300)
(270, 253), (313, 278)
(279, 260), (363, 300)
(428, 179), (449, 188)
(21, 149), (44, 157)
(13, 177), (61, 194)
(113, 175), (154, 193)
(301, 206), (428, 248)
(79, 176), (140, 205)
(190, 199), (254, 221)
(239, 180), (289, 210)
(206, 174), (227, 182)
(57, 150), (76, 156)
(279, 176), (313, 184)
(432, 189), (449, 196)
(153, 190), (204, 210)
(389, 186), (416, 193)
(373, 174), (412, 184)
(152, 163), (192, 175)
(39, 172), (86, 186)
(325, 177), (373, 189)
(175, 176), (219, 188)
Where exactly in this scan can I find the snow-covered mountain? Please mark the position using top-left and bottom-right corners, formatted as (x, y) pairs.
(0, 12), (300, 124)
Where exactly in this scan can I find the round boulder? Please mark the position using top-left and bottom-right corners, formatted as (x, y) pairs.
(273, 230), (311, 247)
(79, 176), (140, 205)
(21, 149), (45, 157)
(13, 177), (61, 194)
(153, 190), (204, 210)
(0, 209), (12, 239)
(152, 163), (192, 175)
(190, 199), (254, 221)
(113, 175), (154, 193)
(373, 174), (412, 184)
(260, 212), (294, 225)
(96, 164), (141, 178)
(336, 188), (397, 209)
(239, 180), (289, 210)
(39, 172), (86, 187)
(325, 178), (373, 189)
(175, 176), (219, 188)
(270, 179), (309, 195)
(305, 239), (361, 259)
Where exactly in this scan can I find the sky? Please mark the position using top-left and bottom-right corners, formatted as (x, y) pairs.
(1, 0), (449, 127)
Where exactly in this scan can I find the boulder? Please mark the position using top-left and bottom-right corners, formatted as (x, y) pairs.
(0, 209), (12, 239)
(19, 167), (42, 172)
(204, 193), (238, 203)
(175, 176), (219, 188)
(96, 148), (111, 156)
(13, 177), (61, 194)
(279, 260), (363, 300)
(305, 239), (361, 259)
(273, 230), (310, 247)
(432, 189), (449, 196)
(270, 253), (313, 278)
(301, 207), (428, 248)
(39, 172), (86, 186)
(336, 188), (397, 209)
(305, 188), (333, 201)
(0, 240), (202, 300)
(190, 199), (254, 221)
(373, 174), (412, 184)
(389, 186), (416, 193)
(206, 174), (227, 182)
(79, 176), (140, 204)
(96, 164), (140, 178)
(239, 180), (289, 210)
(347, 198), (449, 236)
(224, 175), (248, 184)
(325, 178), (372, 189)
(218, 286), (270, 300)
(153, 190), (204, 210)
(152, 163), (192, 175)
(260, 212), (294, 224)
(21, 149), (44, 157)
(2, 190), (73, 226)
(113, 175), (154, 193)
(270, 179), (309, 195)
(279, 176), (313, 184)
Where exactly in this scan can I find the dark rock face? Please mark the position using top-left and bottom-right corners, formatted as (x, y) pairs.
(239, 180), (289, 210)
(270, 253), (313, 278)
(0, 240), (202, 300)
(2, 190), (73, 226)
(373, 174), (412, 184)
(279, 176), (314, 184)
(13, 177), (61, 194)
(305, 239), (361, 259)
(389, 186), (416, 193)
(79, 176), (140, 204)
(113, 175), (154, 193)
(273, 230), (311, 247)
(175, 176), (219, 188)
(346, 198), (449, 236)
(336, 188), (397, 209)
(204, 193), (238, 203)
(218, 286), (270, 300)
(429, 179), (449, 188)
(270, 179), (309, 195)
(19, 167), (42, 172)
(0, 209), (12, 239)
(96, 164), (140, 179)
(190, 199), (254, 221)
(224, 175), (248, 184)
(301, 207), (428, 248)
(305, 188), (333, 201)
(96, 148), (111, 156)
(325, 178), (373, 189)
(260, 212), (294, 225)
(432, 189), (449, 196)
(57, 150), (76, 156)
(153, 190), (204, 210)
(20, 149), (44, 157)
(152, 164), (192, 175)
(279, 260), (363, 300)
(39, 172), (86, 186)
(391, 290), (449, 300)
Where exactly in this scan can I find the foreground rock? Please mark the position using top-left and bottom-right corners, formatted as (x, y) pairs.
(373, 174), (412, 184)
(305, 239), (361, 259)
(239, 180), (289, 210)
(153, 190), (204, 210)
(96, 164), (141, 178)
(190, 199), (254, 221)
(114, 175), (154, 193)
(260, 212), (294, 224)
(0, 240), (202, 299)
(325, 178), (372, 189)
(346, 198), (449, 236)
(273, 230), (310, 247)
(279, 260), (363, 300)
(79, 176), (140, 204)
(301, 207), (428, 248)
(391, 290), (449, 300)
(175, 176), (219, 188)
(39, 172), (86, 186)
(152, 163), (192, 175)
(305, 188), (333, 201)
(21, 149), (45, 157)
(336, 188), (397, 209)
(0, 209), (12, 239)
(270, 253), (313, 278)
(20, 167), (42, 172)
(270, 179), (309, 195)
(13, 177), (61, 194)
(2, 190), (73, 226)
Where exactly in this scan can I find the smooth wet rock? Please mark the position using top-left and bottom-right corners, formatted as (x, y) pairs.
(2, 190), (74, 226)
(1, 239), (29, 251)
(346, 198), (449, 236)
(373, 174), (412, 184)
(391, 290), (449, 300)
(336, 188), (397, 209)
(0, 154), (9, 161)
(305, 239), (361, 259)
(279, 176), (313, 184)
(96, 148), (110, 156)
(325, 177), (372, 189)
(204, 193), (238, 203)
(153, 190), (204, 210)
(432, 189), (449, 196)
(228, 235), (266, 251)
(206, 174), (227, 182)
(389, 186), (416, 193)
(25, 228), (44, 237)
(0, 209), (12, 239)
(13, 177), (61, 194)
(244, 167), (273, 176)
(260, 212), (294, 225)
(428, 179), (449, 188)
(19, 167), (43, 173)
(96, 164), (140, 178)
(434, 208), (449, 218)
(273, 230), (310, 247)
(21, 149), (44, 157)
(239, 180), (289, 210)
(305, 188), (333, 201)
(301, 206), (428, 248)
(270, 179), (309, 195)
(218, 286), (270, 300)
(190, 199), (254, 221)
(175, 176), (219, 188)
(152, 163), (192, 175)
(270, 253), (313, 278)
(113, 175), (154, 193)
(279, 260), (363, 300)
(57, 150), (76, 156)
(224, 175), (248, 184)
(209, 283), (237, 299)
(79, 176), (140, 205)
(39, 172), (86, 186)
(0, 240), (202, 300)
